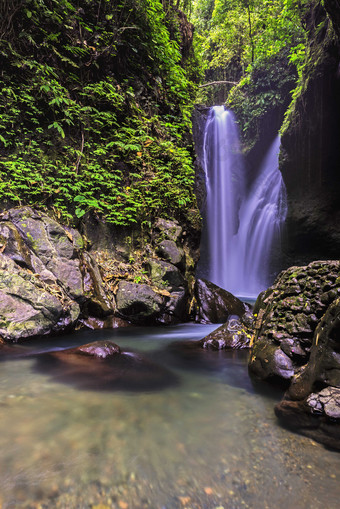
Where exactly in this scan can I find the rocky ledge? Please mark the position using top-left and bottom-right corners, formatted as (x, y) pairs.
(0, 207), (198, 342)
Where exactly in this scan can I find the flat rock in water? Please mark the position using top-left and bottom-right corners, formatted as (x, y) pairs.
(200, 317), (252, 350)
(34, 340), (178, 392)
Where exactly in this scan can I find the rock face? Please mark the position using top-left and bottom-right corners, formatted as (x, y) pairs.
(0, 207), (202, 340)
(249, 260), (340, 384)
(0, 206), (112, 342)
(275, 297), (340, 449)
(280, 1), (340, 265)
(194, 278), (247, 324)
(249, 261), (340, 449)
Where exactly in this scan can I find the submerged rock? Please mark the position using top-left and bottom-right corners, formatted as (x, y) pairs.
(35, 340), (178, 391)
(194, 278), (247, 324)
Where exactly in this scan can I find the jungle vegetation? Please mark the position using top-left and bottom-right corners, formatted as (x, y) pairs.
(0, 0), (310, 226)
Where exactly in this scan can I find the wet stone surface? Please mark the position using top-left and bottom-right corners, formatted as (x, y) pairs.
(249, 260), (340, 383)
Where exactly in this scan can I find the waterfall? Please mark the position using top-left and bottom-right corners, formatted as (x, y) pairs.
(198, 106), (287, 299)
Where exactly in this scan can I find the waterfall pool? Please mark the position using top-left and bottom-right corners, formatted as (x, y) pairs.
(0, 324), (340, 508)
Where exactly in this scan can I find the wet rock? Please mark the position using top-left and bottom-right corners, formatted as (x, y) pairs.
(56, 340), (121, 358)
(156, 239), (185, 268)
(249, 340), (294, 384)
(79, 316), (130, 330)
(160, 289), (188, 324)
(0, 254), (79, 341)
(146, 259), (186, 290)
(249, 261), (340, 383)
(154, 218), (182, 242)
(35, 340), (178, 391)
(194, 278), (247, 324)
(200, 317), (252, 350)
(274, 298), (340, 449)
(275, 393), (340, 451)
(115, 281), (164, 324)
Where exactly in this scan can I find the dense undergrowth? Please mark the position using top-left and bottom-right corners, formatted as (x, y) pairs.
(0, 0), (325, 226)
(0, 0), (199, 226)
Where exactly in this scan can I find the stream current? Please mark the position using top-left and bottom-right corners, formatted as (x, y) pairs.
(0, 324), (340, 508)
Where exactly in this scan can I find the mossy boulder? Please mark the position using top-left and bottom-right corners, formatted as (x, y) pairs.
(0, 254), (79, 341)
(115, 281), (164, 324)
(146, 259), (186, 291)
(156, 239), (185, 268)
(249, 260), (340, 384)
(275, 297), (340, 449)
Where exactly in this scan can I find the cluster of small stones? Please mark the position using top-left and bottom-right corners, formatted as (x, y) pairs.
(253, 260), (340, 367)
(307, 387), (340, 419)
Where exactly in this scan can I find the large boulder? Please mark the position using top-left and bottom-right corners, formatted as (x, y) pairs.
(0, 207), (114, 342)
(194, 278), (248, 324)
(156, 239), (185, 268)
(275, 298), (340, 450)
(0, 254), (79, 341)
(115, 281), (164, 324)
(5, 207), (84, 301)
(249, 260), (340, 384)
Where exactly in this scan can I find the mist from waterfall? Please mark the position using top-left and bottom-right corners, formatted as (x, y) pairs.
(198, 106), (287, 299)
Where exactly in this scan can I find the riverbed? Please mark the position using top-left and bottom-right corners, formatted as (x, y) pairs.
(0, 324), (339, 508)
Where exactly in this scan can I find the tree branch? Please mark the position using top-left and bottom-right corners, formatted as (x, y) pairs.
(199, 80), (238, 88)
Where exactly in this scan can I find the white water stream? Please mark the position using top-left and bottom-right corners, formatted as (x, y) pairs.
(199, 106), (287, 298)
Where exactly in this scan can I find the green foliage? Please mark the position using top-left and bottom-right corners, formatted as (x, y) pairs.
(227, 51), (298, 150)
(192, 0), (307, 106)
(0, 0), (198, 226)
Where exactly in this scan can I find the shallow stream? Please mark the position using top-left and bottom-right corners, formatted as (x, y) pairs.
(0, 324), (340, 508)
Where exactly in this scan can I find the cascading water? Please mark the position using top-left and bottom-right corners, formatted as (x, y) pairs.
(198, 106), (245, 292)
(236, 135), (287, 297)
(198, 106), (287, 299)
